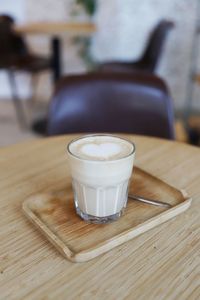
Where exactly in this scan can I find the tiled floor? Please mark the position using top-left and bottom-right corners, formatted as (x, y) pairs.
(0, 99), (47, 147)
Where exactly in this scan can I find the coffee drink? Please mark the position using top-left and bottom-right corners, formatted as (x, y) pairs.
(69, 135), (133, 161)
(67, 134), (135, 223)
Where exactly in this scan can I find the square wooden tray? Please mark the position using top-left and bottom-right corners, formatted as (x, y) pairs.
(23, 167), (192, 263)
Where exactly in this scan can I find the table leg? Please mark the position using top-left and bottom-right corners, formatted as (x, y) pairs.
(51, 37), (62, 82)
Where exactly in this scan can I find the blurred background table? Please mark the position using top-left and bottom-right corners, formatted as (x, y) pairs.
(0, 134), (199, 299)
(15, 22), (96, 81)
(15, 21), (96, 35)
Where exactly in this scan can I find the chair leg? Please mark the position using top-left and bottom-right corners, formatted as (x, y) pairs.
(7, 71), (27, 128)
(29, 74), (39, 107)
(26, 74), (39, 124)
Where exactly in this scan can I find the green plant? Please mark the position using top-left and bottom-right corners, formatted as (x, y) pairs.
(73, 36), (95, 69)
(73, 0), (97, 69)
(76, 0), (96, 16)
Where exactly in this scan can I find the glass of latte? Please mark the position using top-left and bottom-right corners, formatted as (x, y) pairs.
(67, 134), (135, 224)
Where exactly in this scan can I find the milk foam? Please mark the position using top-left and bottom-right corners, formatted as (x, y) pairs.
(69, 135), (133, 161)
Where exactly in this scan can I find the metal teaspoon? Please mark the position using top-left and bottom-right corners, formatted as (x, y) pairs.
(128, 194), (172, 208)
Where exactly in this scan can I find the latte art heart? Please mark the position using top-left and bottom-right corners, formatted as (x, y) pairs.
(81, 143), (121, 159)
(69, 135), (133, 161)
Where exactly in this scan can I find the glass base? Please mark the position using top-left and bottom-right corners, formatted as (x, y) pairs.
(76, 206), (124, 224)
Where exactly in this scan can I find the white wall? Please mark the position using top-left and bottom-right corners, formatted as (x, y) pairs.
(0, 0), (25, 22)
(0, 0), (199, 112)
(92, 0), (198, 111)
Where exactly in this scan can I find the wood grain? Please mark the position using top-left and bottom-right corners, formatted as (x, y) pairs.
(22, 167), (192, 263)
(0, 134), (199, 299)
(15, 22), (96, 36)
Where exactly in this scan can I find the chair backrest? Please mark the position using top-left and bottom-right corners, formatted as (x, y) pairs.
(139, 20), (174, 72)
(0, 14), (28, 64)
(47, 72), (175, 139)
(0, 14), (14, 26)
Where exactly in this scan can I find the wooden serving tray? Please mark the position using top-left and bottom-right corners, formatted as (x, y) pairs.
(23, 167), (192, 263)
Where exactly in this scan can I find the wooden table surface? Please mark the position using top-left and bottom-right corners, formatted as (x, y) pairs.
(0, 135), (199, 300)
(15, 22), (96, 36)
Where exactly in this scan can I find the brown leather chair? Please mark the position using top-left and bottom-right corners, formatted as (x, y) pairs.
(46, 72), (175, 139)
(0, 15), (52, 127)
(99, 20), (174, 73)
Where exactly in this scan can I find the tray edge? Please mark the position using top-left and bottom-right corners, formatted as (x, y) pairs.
(22, 199), (76, 262)
(73, 190), (192, 262)
(22, 189), (192, 263)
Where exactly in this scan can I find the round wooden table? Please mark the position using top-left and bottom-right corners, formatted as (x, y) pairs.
(0, 135), (199, 299)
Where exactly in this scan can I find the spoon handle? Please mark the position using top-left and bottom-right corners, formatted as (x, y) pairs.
(128, 194), (172, 208)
